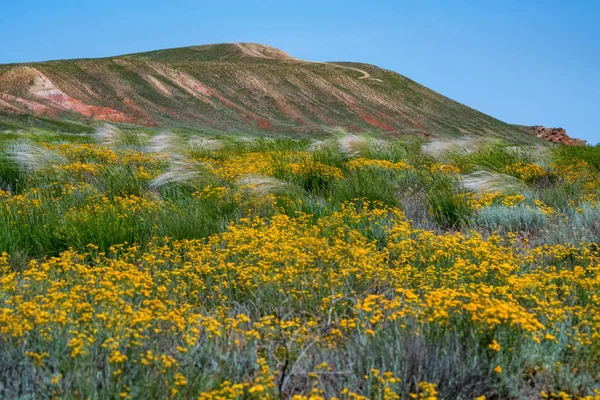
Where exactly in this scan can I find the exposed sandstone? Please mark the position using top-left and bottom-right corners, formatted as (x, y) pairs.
(519, 125), (586, 146)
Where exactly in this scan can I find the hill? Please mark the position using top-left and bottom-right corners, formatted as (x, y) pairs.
(0, 43), (555, 144)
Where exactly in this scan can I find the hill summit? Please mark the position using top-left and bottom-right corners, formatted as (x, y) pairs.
(0, 43), (579, 144)
(125, 43), (299, 62)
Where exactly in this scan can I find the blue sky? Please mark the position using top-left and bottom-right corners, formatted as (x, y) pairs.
(1, 1), (598, 143)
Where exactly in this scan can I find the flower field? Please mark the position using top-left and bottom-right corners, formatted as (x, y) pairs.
(1, 127), (600, 399)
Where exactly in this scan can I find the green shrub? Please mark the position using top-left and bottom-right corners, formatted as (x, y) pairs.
(542, 203), (600, 245)
(474, 205), (548, 233)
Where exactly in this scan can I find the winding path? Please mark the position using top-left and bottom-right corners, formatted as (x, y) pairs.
(301, 61), (384, 82)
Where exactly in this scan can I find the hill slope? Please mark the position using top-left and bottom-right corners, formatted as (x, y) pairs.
(0, 43), (540, 143)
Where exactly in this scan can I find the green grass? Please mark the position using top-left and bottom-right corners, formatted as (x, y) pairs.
(450, 146), (534, 173)
(426, 174), (473, 230)
(0, 111), (95, 134)
(553, 144), (600, 171)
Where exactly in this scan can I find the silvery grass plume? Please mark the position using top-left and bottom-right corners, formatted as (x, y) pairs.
(506, 144), (552, 166)
(307, 140), (328, 152)
(422, 136), (484, 157)
(338, 134), (386, 158)
(324, 126), (350, 135)
(150, 158), (208, 188)
(148, 132), (181, 154)
(94, 124), (148, 147)
(461, 170), (528, 194)
(228, 135), (256, 149)
(338, 134), (368, 158)
(187, 136), (225, 152)
(136, 132), (151, 145)
(7, 142), (64, 172)
(94, 124), (123, 146)
(238, 175), (289, 196)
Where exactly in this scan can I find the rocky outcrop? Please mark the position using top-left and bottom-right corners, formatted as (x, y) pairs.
(519, 125), (586, 146)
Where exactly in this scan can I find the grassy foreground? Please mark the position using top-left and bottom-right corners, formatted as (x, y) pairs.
(1, 127), (600, 399)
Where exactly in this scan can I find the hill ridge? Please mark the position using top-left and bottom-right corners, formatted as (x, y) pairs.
(120, 42), (299, 63)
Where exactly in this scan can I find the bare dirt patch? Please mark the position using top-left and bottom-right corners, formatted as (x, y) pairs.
(145, 75), (172, 97)
(235, 43), (298, 61)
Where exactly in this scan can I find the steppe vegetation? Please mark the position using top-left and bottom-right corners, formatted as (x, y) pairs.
(1, 125), (600, 399)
